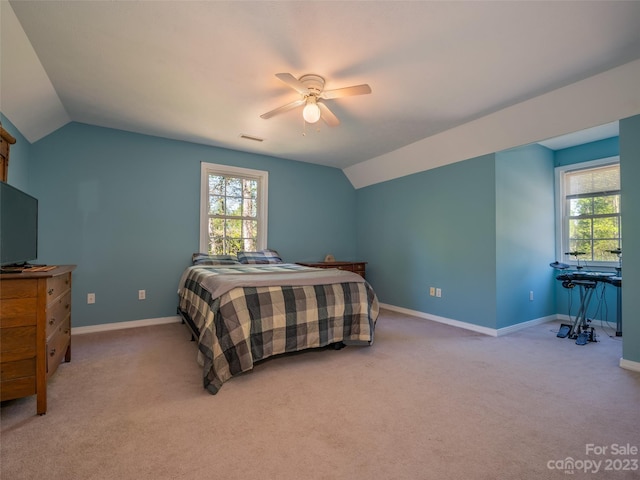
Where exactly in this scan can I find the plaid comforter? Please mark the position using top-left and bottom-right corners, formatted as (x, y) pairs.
(178, 264), (379, 394)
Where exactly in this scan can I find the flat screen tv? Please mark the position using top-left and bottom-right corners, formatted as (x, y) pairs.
(0, 182), (38, 268)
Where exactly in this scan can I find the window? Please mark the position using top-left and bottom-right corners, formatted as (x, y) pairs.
(200, 162), (268, 255)
(555, 157), (621, 266)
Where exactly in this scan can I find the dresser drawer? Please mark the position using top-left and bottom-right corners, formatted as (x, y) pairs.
(0, 376), (37, 401)
(47, 317), (70, 376)
(0, 278), (38, 300)
(46, 273), (72, 303)
(0, 326), (37, 363)
(352, 264), (366, 278)
(46, 290), (72, 338)
(0, 297), (38, 327)
(0, 357), (36, 381)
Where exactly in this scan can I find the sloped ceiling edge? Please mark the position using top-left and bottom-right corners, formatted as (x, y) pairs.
(0, 2), (70, 143)
(345, 59), (640, 189)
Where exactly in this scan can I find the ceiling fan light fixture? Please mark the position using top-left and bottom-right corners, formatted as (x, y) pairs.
(261, 72), (371, 127)
(302, 100), (321, 124)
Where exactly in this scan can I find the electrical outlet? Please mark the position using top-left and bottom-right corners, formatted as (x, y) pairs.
(529, 290), (534, 301)
(429, 287), (435, 296)
(87, 293), (95, 304)
(138, 289), (146, 300)
(436, 288), (442, 298)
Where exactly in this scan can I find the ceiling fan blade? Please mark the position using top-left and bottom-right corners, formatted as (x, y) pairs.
(260, 99), (305, 119)
(275, 73), (310, 95)
(320, 84), (371, 100)
(318, 102), (340, 127)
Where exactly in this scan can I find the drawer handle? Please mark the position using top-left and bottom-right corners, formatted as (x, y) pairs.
(48, 288), (54, 295)
(49, 318), (56, 326)
(50, 348), (56, 357)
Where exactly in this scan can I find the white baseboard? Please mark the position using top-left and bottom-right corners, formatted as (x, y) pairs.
(619, 357), (640, 373)
(379, 303), (556, 337)
(496, 315), (558, 336)
(72, 316), (181, 335)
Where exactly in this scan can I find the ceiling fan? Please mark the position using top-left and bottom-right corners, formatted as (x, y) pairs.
(260, 73), (372, 126)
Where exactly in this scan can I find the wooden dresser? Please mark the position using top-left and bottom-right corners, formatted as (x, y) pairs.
(0, 265), (76, 415)
(297, 261), (367, 279)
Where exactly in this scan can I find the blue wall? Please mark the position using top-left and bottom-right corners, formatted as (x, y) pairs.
(620, 114), (640, 363)
(357, 145), (557, 331)
(555, 137), (619, 167)
(357, 154), (499, 328)
(21, 122), (356, 327)
(495, 144), (556, 329)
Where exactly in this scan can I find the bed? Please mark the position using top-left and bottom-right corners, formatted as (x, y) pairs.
(177, 250), (379, 394)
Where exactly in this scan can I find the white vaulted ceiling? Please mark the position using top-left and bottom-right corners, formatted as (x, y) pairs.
(2, 1), (640, 183)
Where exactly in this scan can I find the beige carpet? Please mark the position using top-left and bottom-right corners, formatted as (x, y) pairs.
(1, 310), (639, 479)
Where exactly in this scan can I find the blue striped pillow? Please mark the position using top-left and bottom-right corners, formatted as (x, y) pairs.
(192, 253), (240, 265)
(237, 249), (283, 264)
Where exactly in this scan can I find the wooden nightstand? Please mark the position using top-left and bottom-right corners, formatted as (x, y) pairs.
(297, 261), (366, 279)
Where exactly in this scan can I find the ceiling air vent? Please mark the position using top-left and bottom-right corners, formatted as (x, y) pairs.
(240, 134), (264, 142)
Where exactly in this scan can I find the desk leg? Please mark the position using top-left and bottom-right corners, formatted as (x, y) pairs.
(570, 285), (595, 338)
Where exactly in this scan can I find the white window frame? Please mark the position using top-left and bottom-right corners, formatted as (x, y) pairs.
(555, 156), (620, 268)
(200, 162), (268, 254)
